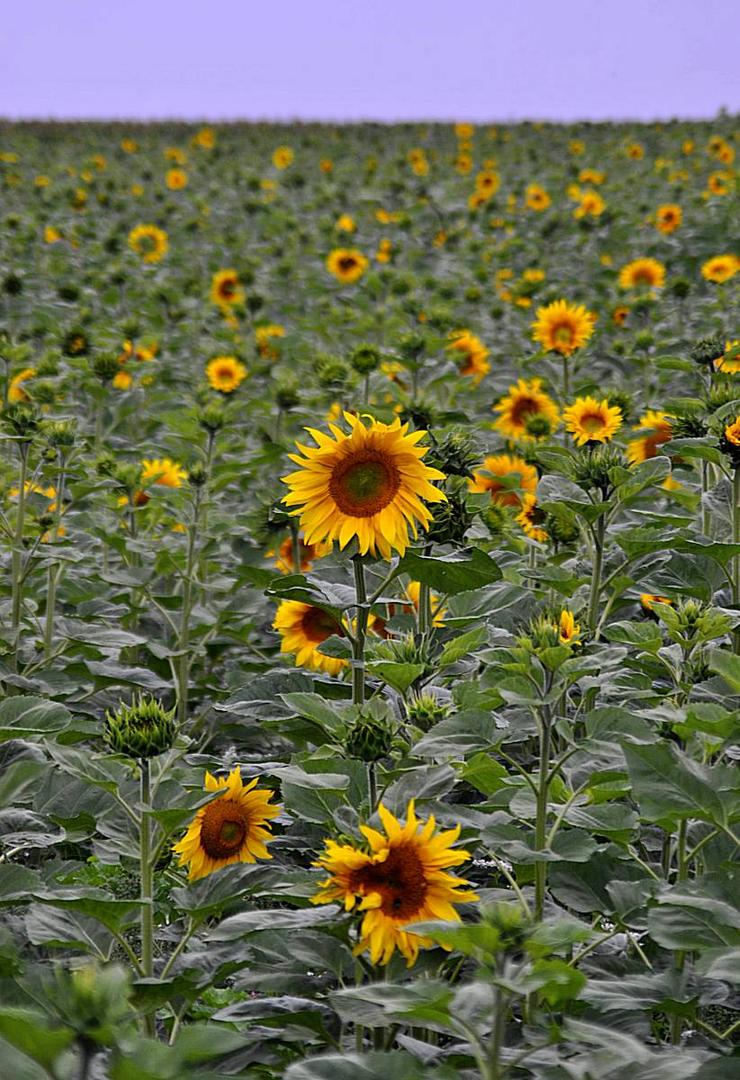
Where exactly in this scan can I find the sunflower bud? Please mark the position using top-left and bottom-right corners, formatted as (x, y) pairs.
(521, 615), (561, 653)
(2, 402), (39, 439)
(397, 331), (426, 361)
(426, 490), (473, 545)
(3, 272), (23, 296)
(525, 414), (554, 439)
(605, 389), (633, 424)
(406, 691), (451, 732)
(426, 431), (478, 477)
(480, 502), (510, 539)
(62, 330), (90, 357)
(691, 334), (725, 368)
(671, 277), (690, 299)
(92, 352), (121, 384)
(345, 708), (394, 762)
(634, 330), (654, 351)
(187, 462), (208, 487)
(42, 419), (77, 450)
(546, 508), (580, 546)
(316, 355), (351, 390)
(105, 695), (176, 759)
(573, 444), (626, 496)
(349, 343), (381, 375)
(275, 377), (300, 410)
(669, 407), (707, 438)
(197, 401), (226, 433)
(53, 962), (134, 1046)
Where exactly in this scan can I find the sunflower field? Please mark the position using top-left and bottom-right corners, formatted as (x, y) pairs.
(0, 118), (739, 1079)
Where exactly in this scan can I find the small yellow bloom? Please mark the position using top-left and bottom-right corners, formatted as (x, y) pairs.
(166, 168), (188, 190)
(206, 356), (248, 393)
(128, 224), (168, 264)
(701, 255), (738, 284)
(563, 396), (622, 447)
(272, 146), (294, 170)
(326, 248), (369, 285)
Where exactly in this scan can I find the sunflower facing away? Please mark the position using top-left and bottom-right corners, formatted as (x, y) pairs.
(618, 257), (666, 290)
(210, 268), (244, 307)
(326, 248), (369, 284)
(206, 355), (248, 393)
(469, 453), (538, 508)
(8, 367), (36, 402)
(626, 410), (672, 464)
(273, 599), (347, 676)
(493, 377), (560, 441)
(128, 224), (169, 264)
(311, 800), (478, 966)
(446, 330), (490, 384)
(281, 413), (446, 559)
(563, 396), (623, 447)
(173, 767), (280, 882)
(530, 300), (596, 357)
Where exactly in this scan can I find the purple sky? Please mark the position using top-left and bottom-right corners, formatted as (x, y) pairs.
(2, 1), (738, 122)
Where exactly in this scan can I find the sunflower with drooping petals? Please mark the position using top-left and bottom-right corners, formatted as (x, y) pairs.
(516, 493), (548, 542)
(140, 458), (187, 489)
(282, 413), (446, 559)
(627, 410), (672, 464)
(563, 396), (622, 447)
(128, 224), (168, 264)
(618, 257), (666, 290)
(8, 367), (36, 402)
(311, 800), (478, 966)
(446, 330), (490, 384)
(206, 355), (248, 394)
(531, 300), (596, 357)
(701, 255), (739, 284)
(273, 600), (348, 676)
(469, 454), (538, 508)
(326, 248), (369, 285)
(493, 377), (560, 441)
(173, 767), (279, 882)
(210, 268), (244, 308)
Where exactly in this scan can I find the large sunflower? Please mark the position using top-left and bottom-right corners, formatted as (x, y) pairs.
(326, 248), (369, 285)
(493, 377), (560, 441)
(469, 453), (538, 508)
(210, 268), (244, 307)
(701, 255), (739, 284)
(281, 413), (446, 559)
(206, 355), (248, 393)
(128, 224), (168, 264)
(173, 767), (279, 882)
(530, 300), (596, 357)
(273, 600), (348, 676)
(618, 257), (666, 289)
(311, 800), (478, 966)
(563, 396), (622, 447)
(626, 410), (672, 464)
(446, 330), (490, 384)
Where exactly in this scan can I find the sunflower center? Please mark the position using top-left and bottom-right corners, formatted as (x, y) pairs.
(338, 256), (358, 272)
(217, 364), (234, 380)
(301, 606), (344, 643)
(200, 798), (248, 859)
(219, 280), (236, 298)
(580, 413), (606, 435)
(350, 843), (427, 920)
(553, 323), (574, 344)
(329, 453), (401, 518)
(633, 269), (654, 285)
(510, 396), (539, 425)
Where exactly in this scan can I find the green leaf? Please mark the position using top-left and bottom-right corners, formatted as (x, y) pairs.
(438, 626), (487, 666)
(648, 888), (740, 950)
(623, 742), (736, 828)
(707, 647), (740, 692)
(525, 958), (586, 1006)
(208, 906), (339, 942)
(0, 1009), (74, 1070)
(367, 661), (426, 693)
(0, 696), (72, 742)
(395, 548), (501, 595)
(285, 1052), (427, 1080)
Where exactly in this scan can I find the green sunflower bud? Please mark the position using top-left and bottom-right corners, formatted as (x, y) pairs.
(3, 272), (23, 296)
(605, 388), (633, 424)
(573, 444), (626, 496)
(426, 430), (478, 477)
(525, 414), (554, 439)
(53, 962), (134, 1046)
(105, 695), (176, 759)
(2, 403), (39, 439)
(691, 334), (725, 368)
(197, 401), (226, 433)
(316, 355), (351, 389)
(92, 352), (121, 384)
(546, 508), (580, 546)
(42, 419), (77, 449)
(406, 692), (451, 732)
(426, 490), (473, 545)
(349, 343), (381, 375)
(480, 502), (510, 539)
(345, 709), (394, 762)
(187, 462), (208, 487)
(275, 377), (300, 410)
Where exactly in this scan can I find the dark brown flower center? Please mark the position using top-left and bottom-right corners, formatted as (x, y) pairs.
(338, 256), (358, 273)
(200, 798), (248, 859)
(219, 279), (237, 298)
(329, 452), (401, 517)
(349, 844), (427, 919)
(301, 606), (344, 643)
(510, 396), (540, 426)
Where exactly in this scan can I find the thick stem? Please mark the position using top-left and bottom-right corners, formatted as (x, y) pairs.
(534, 704), (552, 922)
(290, 522), (302, 576)
(367, 762), (378, 813)
(10, 442), (29, 651)
(489, 984), (507, 1080)
(561, 355), (570, 401)
(417, 580), (431, 635)
(733, 469), (740, 653)
(139, 759), (155, 1035)
(176, 487), (201, 726)
(701, 461), (711, 537)
(44, 458), (66, 659)
(587, 516), (605, 635)
(352, 556), (368, 706)
(670, 819), (688, 1044)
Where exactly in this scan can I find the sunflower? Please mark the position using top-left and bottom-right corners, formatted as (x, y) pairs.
(403, 581), (446, 627)
(335, 214), (355, 233)
(618, 257), (666, 290)
(531, 300), (596, 357)
(469, 454), (538, 508)
(493, 377), (560, 441)
(272, 146), (294, 169)
(282, 413), (446, 559)
(311, 800), (478, 966)
(140, 458), (187, 488)
(166, 167), (188, 190)
(578, 168), (605, 185)
(563, 396), (623, 447)
(573, 190), (605, 219)
(724, 417), (740, 447)
(173, 767), (279, 882)
(476, 170), (501, 196)
(612, 305), (630, 326)
(446, 330), (490, 384)
(326, 248), (369, 285)
(558, 609), (581, 646)
(656, 204), (682, 234)
(192, 127), (215, 150)
(273, 600), (348, 676)
(701, 255), (739, 284)
(255, 324), (286, 360)
(525, 184), (550, 211)
(210, 268), (244, 307)
(206, 355), (248, 394)
(714, 340), (740, 374)
(127, 224), (168, 264)
(640, 593), (673, 611)
(707, 170), (733, 196)
(8, 367), (36, 402)
(516, 493), (548, 542)
(627, 410), (672, 464)
(268, 535), (332, 575)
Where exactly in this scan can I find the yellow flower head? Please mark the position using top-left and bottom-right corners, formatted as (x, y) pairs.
(269, 535), (332, 575)
(573, 190), (605, 219)
(335, 213), (356, 233)
(446, 330), (490, 384)
(8, 367), (36, 403)
(469, 453), (538, 508)
(273, 600), (348, 676)
(640, 593), (673, 611)
(563, 396), (622, 447)
(475, 170), (501, 196)
(193, 127), (215, 150)
(282, 413), (446, 560)
(255, 324), (286, 359)
(525, 183), (551, 211)
(656, 204), (682, 234)
(140, 458), (187, 489)
(206, 356), (248, 394)
(558, 609), (581, 646)
(618, 257), (666, 290)
(516, 493), (548, 542)
(173, 767), (279, 881)
(326, 248), (369, 285)
(714, 340), (740, 374)
(724, 417), (740, 448)
(626, 411), (672, 464)
(493, 377), (560, 441)
(272, 146), (294, 169)
(311, 800), (478, 966)
(210, 268), (244, 307)
(531, 299), (596, 357)
(166, 167), (188, 190)
(128, 224), (168, 264)
(701, 255), (738, 284)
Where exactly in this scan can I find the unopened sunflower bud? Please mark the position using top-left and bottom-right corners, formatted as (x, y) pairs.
(634, 329), (654, 350)
(525, 415), (554, 439)
(480, 502), (510, 539)
(345, 709), (394, 762)
(397, 331), (426, 360)
(92, 352), (121, 384)
(426, 491), (473, 545)
(523, 615), (561, 653)
(605, 389), (633, 424)
(197, 402), (226, 433)
(406, 692), (451, 732)
(691, 334), (725, 368)
(105, 695), (176, 759)
(2, 403), (39, 439)
(187, 462), (208, 487)
(671, 277), (690, 299)
(316, 355), (351, 389)
(55, 961), (133, 1044)
(275, 377), (300, 410)
(42, 419), (76, 449)
(349, 343), (381, 375)
(546, 509), (580, 545)
(426, 431), (478, 477)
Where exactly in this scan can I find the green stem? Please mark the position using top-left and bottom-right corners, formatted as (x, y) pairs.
(561, 355), (570, 401)
(367, 762), (378, 813)
(534, 704), (552, 921)
(733, 469), (740, 652)
(352, 556), (368, 706)
(489, 984), (507, 1080)
(701, 461), (711, 537)
(176, 487), (201, 726)
(10, 442), (30, 654)
(587, 516), (605, 635)
(670, 818), (688, 1044)
(417, 580), (431, 635)
(139, 759), (155, 1036)
(44, 458), (66, 659)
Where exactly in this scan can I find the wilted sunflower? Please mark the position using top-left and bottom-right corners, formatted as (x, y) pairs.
(128, 224), (168, 264)
(494, 377), (560, 441)
(326, 248), (369, 285)
(311, 800), (478, 966)
(446, 329), (490, 383)
(516, 493), (548, 542)
(140, 458), (187, 488)
(273, 600), (347, 676)
(618, 257), (666, 290)
(173, 767), (279, 882)
(701, 255), (739, 284)
(8, 367), (36, 402)
(531, 300), (596, 357)
(626, 410), (672, 464)
(282, 412), (446, 559)
(656, 204), (682, 234)
(206, 355), (247, 393)
(469, 453), (538, 508)
(563, 396), (622, 447)
(210, 268), (244, 307)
